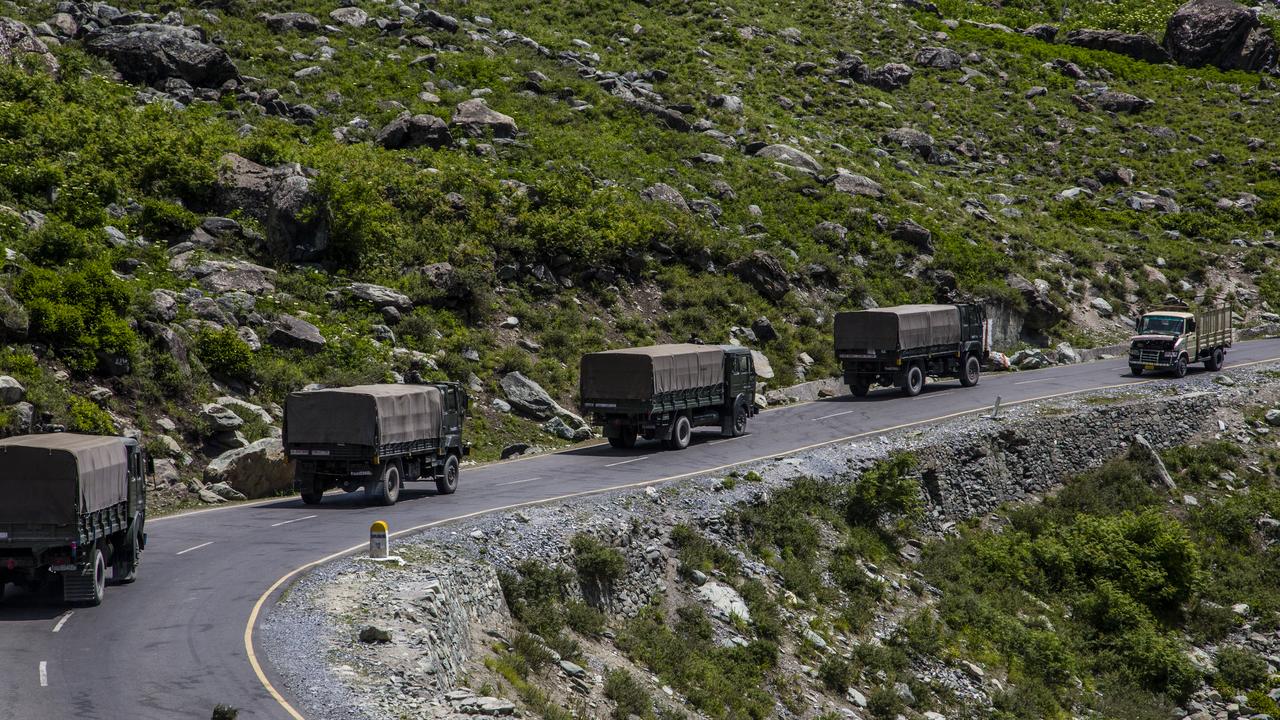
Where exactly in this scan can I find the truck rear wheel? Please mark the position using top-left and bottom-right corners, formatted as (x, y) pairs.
(436, 455), (459, 495)
(669, 414), (692, 450)
(299, 475), (323, 505)
(372, 463), (401, 506)
(608, 426), (638, 449)
(959, 355), (981, 387)
(1204, 347), (1224, 371)
(64, 548), (106, 606)
(900, 364), (924, 397)
(850, 379), (871, 397)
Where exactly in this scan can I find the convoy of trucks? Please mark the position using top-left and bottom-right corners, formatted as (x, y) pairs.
(283, 383), (470, 506)
(0, 296), (1245, 607)
(0, 433), (148, 606)
(1128, 304), (1232, 377)
(834, 304), (990, 397)
(579, 343), (757, 450)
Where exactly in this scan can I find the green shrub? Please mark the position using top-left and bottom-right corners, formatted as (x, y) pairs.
(671, 524), (740, 578)
(866, 686), (903, 720)
(68, 396), (115, 434)
(570, 533), (626, 596)
(14, 263), (137, 374)
(196, 328), (255, 381)
(603, 668), (653, 720)
(510, 632), (554, 674)
(818, 657), (853, 694)
(138, 198), (199, 239)
(1215, 646), (1270, 691)
(564, 600), (606, 636)
(844, 452), (922, 527)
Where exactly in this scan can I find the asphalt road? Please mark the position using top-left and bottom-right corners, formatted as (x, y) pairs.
(3, 338), (1280, 720)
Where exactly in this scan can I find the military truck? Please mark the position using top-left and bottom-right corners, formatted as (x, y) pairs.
(835, 304), (989, 397)
(284, 383), (469, 506)
(1128, 304), (1232, 377)
(580, 344), (757, 450)
(0, 433), (148, 606)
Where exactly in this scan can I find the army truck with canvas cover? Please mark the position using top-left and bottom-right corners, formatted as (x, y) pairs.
(0, 434), (148, 606)
(580, 344), (757, 450)
(1128, 304), (1232, 377)
(285, 383), (469, 506)
(835, 304), (989, 397)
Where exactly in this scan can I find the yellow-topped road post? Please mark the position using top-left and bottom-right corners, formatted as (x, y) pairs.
(369, 521), (389, 559)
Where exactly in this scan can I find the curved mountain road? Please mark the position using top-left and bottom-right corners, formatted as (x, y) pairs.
(4, 338), (1280, 719)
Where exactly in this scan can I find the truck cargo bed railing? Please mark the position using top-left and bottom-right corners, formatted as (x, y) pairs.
(287, 438), (443, 461)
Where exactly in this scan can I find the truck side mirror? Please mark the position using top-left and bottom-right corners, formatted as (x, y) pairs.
(146, 455), (155, 476)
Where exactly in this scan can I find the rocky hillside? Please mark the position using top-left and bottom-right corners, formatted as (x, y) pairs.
(0, 0), (1279, 504)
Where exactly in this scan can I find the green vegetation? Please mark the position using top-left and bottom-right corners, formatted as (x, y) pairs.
(569, 533), (627, 601)
(917, 450), (1280, 717)
(603, 668), (654, 720)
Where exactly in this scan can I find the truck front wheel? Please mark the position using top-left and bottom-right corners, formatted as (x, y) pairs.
(1204, 347), (1224, 372)
(958, 355), (981, 388)
(372, 463), (401, 506)
(112, 539), (139, 585)
(900, 364), (925, 397)
(669, 414), (692, 450)
(1172, 355), (1188, 378)
(1129, 365), (1144, 377)
(436, 455), (459, 495)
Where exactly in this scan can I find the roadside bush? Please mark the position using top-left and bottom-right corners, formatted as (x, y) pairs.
(196, 328), (255, 381)
(564, 600), (605, 636)
(603, 668), (653, 720)
(843, 452), (922, 527)
(570, 533), (626, 598)
(68, 396), (115, 434)
(818, 657), (853, 694)
(1215, 646), (1270, 691)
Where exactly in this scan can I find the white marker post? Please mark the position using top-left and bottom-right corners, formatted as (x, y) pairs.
(369, 521), (389, 559)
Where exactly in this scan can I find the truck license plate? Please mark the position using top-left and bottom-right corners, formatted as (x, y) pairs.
(1144, 364), (1154, 370)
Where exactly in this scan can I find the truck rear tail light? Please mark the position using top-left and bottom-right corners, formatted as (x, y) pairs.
(5, 558), (14, 570)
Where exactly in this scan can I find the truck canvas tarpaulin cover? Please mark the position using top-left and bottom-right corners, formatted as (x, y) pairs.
(0, 434), (129, 525)
(581, 344), (725, 401)
(835, 305), (962, 351)
(286, 384), (443, 446)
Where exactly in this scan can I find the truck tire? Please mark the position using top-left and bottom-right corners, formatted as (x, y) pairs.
(1129, 365), (1144, 377)
(64, 548), (106, 606)
(608, 426), (638, 449)
(1204, 347), (1224, 371)
(669, 414), (692, 450)
(900, 364), (924, 397)
(850, 379), (871, 397)
(958, 355), (981, 388)
(373, 462), (401, 506)
(300, 474), (324, 504)
(1172, 355), (1188, 378)
(436, 455), (460, 495)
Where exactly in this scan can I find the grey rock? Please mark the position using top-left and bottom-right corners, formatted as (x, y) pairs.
(1164, 0), (1278, 73)
(728, 250), (791, 302)
(267, 315), (327, 354)
(0, 18), (59, 75)
(376, 112), (451, 150)
(830, 170), (884, 198)
(261, 12), (321, 33)
(500, 372), (560, 420)
(347, 283), (413, 312)
(204, 438), (293, 499)
(206, 481), (247, 501)
(755, 143), (822, 174)
(0, 375), (26, 405)
(200, 403), (243, 432)
(150, 289), (179, 321)
(451, 99), (517, 138)
(215, 153), (329, 261)
(84, 24), (237, 88)
(328, 7), (369, 28)
(891, 219), (933, 252)
(915, 46), (962, 70)
(639, 183), (689, 212)
(1096, 91), (1153, 113)
(1065, 28), (1171, 63)
(0, 288), (29, 339)
(359, 626), (392, 643)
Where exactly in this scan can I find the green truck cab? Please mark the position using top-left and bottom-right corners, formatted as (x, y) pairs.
(0, 433), (148, 606)
(284, 382), (470, 506)
(835, 304), (989, 397)
(1128, 304), (1232, 377)
(580, 344), (758, 450)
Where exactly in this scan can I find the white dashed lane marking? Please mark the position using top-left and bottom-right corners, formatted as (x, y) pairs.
(604, 456), (648, 468)
(52, 612), (72, 633)
(270, 515), (317, 528)
(498, 477), (542, 486)
(176, 542), (213, 556)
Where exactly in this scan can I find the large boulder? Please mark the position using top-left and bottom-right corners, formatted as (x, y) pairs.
(499, 372), (560, 420)
(729, 250), (791, 302)
(347, 283), (413, 312)
(0, 287), (28, 339)
(1064, 28), (1171, 63)
(0, 375), (26, 405)
(215, 153), (329, 261)
(0, 17), (59, 75)
(204, 438), (294, 499)
(260, 12), (321, 33)
(639, 183), (690, 212)
(829, 170), (884, 199)
(451, 99), (517, 138)
(1163, 0), (1278, 73)
(189, 259), (277, 295)
(881, 127), (936, 160)
(84, 24), (237, 88)
(376, 113), (451, 150)
(267, 315), (327, 354)
(914, 46), (963, 70)
(864, 62), (914, 91)
(1005, 274), (1065, 338)
(1096, 91), (1153, 113)
(754, 144), (822, 175)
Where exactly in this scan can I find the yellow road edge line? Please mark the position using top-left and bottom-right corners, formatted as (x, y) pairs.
(244, 354), (1280, 719)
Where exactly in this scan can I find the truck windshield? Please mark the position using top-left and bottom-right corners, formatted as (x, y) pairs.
(1139, 315), (1185, 336)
